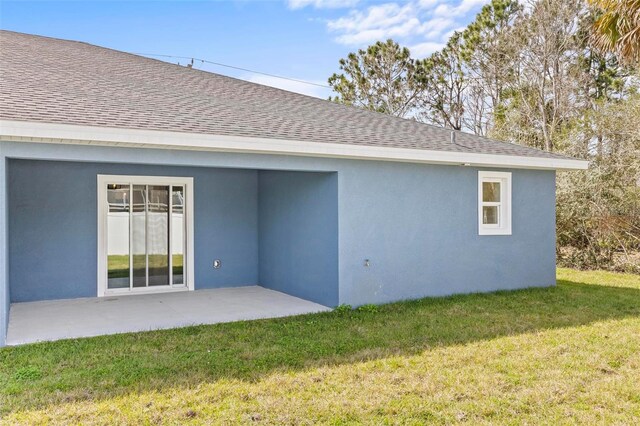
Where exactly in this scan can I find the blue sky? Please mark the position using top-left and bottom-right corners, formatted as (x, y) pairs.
(0, 0), (488, 98)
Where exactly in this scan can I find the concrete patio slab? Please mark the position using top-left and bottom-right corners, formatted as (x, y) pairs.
(6, 286), (331, 345)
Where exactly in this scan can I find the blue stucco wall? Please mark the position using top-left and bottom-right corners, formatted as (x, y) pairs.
(0, 151), (8, 346)
(337, 163), (556, 305)
(258, 171), (339, 307)
(8, 159), (259, 302)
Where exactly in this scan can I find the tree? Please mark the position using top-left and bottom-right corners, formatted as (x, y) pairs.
(557, 91), (640, 272)
(461, 0), (522, 135)
(416, 33), (467, 130)
(416, 0), (521, 135)
(589, 0), (640, 64)
(574, 12), (629, 157)
(491, 0), (585, 152)
(328, 39), (424, 118)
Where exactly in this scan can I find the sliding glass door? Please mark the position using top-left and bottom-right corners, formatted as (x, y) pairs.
(99, 175), (193, 295)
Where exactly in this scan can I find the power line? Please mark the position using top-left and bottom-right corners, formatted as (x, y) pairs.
(130, 52), (332, 89)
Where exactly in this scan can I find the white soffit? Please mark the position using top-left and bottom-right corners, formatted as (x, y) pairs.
(0, 120), (589, 170)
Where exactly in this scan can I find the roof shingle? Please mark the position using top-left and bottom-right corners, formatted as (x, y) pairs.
(0, 30), (571, 161)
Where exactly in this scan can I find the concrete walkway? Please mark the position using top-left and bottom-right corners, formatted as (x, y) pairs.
(6, 286), (331, 345)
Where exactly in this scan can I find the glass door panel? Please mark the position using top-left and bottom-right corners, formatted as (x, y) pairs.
(107, 184), (130, 289)
(147, 185), (170, 287)
(172, 186), (185, 285)
(131, 185), (147, 287)
(132, 185), (147, 288)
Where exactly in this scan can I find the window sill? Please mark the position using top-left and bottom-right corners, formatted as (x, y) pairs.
(479, 228), (512, 236)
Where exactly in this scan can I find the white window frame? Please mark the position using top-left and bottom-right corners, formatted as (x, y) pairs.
(478, 171), (512, 236)
(97, 174), (195, 297)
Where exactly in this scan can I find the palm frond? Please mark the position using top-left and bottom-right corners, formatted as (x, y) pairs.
(589, 0), (640, 64)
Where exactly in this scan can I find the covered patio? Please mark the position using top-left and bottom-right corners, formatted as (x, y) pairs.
(3, 159), (339, 346)
(6, 286), (331, 345)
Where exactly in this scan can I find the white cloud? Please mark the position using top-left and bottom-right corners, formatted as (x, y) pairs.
(328, 3), (417, 34)
(328, 2), (427, 45)
(409, 41), (444, 58)
(433, 0), (487, 17)
(325, 0), (490, 56)
(335, 17), (423, 45)
(417, 0), (439, 8)
(420, 17), (456, 40)
(245, 74), (330, 99)
(288, 0), (359, 9)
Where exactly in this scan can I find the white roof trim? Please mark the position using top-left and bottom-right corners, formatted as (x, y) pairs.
(0, 120), (589, 170)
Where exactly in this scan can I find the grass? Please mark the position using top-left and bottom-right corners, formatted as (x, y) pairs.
(1, 268), (639, 424)
(108, 254), (183, 278)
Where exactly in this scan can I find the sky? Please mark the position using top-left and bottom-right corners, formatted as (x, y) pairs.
(0, 0), (489, 98)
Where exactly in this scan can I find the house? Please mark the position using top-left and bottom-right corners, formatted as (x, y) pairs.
(0, 31), (588, 346)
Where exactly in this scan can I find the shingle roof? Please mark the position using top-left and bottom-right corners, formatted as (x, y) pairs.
(0, 30), (572, 161)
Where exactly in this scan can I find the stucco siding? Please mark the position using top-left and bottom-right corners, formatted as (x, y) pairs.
(8, 159), (259, 302)
(0, 148), (8, 345)
(258, 170), (339, 307)
(337, 162), (556, 305)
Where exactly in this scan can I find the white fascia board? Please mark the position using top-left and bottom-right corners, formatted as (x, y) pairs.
(0, 120), (589, 170)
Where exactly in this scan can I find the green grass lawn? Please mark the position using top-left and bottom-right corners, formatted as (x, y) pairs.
(108, 254), (183, 278)
(1, 268), (639, 424)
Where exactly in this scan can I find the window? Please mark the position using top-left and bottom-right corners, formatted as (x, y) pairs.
(478, 171), (511, 235)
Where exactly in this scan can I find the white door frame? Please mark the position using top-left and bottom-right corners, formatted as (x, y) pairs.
(97, 174), (195, 297)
